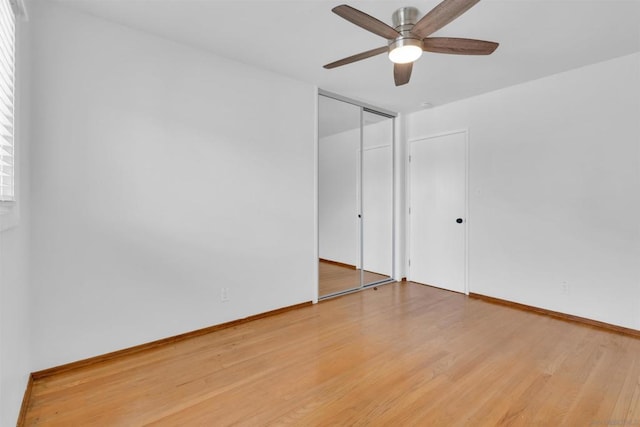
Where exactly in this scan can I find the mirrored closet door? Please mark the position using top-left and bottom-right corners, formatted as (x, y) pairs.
(318, 93), (395, 298)
(360, 110), (394, 287)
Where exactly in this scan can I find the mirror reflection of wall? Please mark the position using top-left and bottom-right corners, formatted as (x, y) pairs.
(318, 93), (395, 299)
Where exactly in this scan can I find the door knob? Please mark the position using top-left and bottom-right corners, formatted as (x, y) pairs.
(456, 218), (463, 224)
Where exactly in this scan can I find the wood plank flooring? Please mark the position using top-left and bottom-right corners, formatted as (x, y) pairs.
(319, 260), (390, 296)
(23, 282), (640, 426)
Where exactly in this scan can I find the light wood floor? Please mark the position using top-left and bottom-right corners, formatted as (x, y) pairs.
(319, 260), (390, 296)
(24, 282), (640, 426)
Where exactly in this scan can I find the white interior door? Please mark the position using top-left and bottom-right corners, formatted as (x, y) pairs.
(409, 131), (467, 294)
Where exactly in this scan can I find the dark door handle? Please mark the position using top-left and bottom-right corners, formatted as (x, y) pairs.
(456, 218), (463, 224)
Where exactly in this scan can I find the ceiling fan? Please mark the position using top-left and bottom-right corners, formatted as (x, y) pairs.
(323, 0), (499, 86)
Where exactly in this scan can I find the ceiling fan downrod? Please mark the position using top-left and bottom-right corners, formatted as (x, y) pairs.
(391, 6), (420, 32)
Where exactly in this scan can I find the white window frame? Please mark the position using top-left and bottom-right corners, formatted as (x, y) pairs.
(0, 0), (16, 203)
(0, 0), (26, 229)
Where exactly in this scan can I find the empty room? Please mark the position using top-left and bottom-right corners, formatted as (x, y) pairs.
(1, 0), (639, 425)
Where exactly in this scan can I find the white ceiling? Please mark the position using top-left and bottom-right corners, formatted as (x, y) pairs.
(58, 0), (640, 114)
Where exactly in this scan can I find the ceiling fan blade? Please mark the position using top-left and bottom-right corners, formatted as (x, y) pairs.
(324, 46), (388, 69)
(411, 0), (481, 39)
(332, 5), (400, 40)
(422, 37), (498, 55)
(394, 63), (413, 86)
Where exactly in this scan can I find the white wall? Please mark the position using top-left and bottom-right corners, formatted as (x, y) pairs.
(407, 53), (640, 329)
(0, 219), (30, 427)
(0, 4), (32, 424)
(29, 2), (316, 370)
(394, 114), (407, 282)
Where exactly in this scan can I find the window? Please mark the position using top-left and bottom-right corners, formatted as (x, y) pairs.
(0, 0), (14, 202)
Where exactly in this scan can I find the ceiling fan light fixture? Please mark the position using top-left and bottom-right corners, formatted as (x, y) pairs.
(388, 38), (423, 64)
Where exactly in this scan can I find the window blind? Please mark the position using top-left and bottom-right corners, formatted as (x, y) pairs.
(0, 0), (14, 201)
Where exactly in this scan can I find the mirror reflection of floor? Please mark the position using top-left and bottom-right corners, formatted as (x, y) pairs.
(319, 260), (390, 297)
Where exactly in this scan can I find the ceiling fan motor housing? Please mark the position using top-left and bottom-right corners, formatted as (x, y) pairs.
(392, 6), (420, 32)
(389, 7), (423, 59)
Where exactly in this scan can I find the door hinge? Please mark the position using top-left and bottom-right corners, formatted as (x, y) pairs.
(409, 155), (412, 162)
(409, 207), (411, 214)
(408, 259), (411, 266)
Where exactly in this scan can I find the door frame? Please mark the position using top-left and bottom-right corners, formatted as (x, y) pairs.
(407, 129), (470, 295)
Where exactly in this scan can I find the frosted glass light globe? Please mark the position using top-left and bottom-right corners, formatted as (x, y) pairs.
(389, 44), (423, 64)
